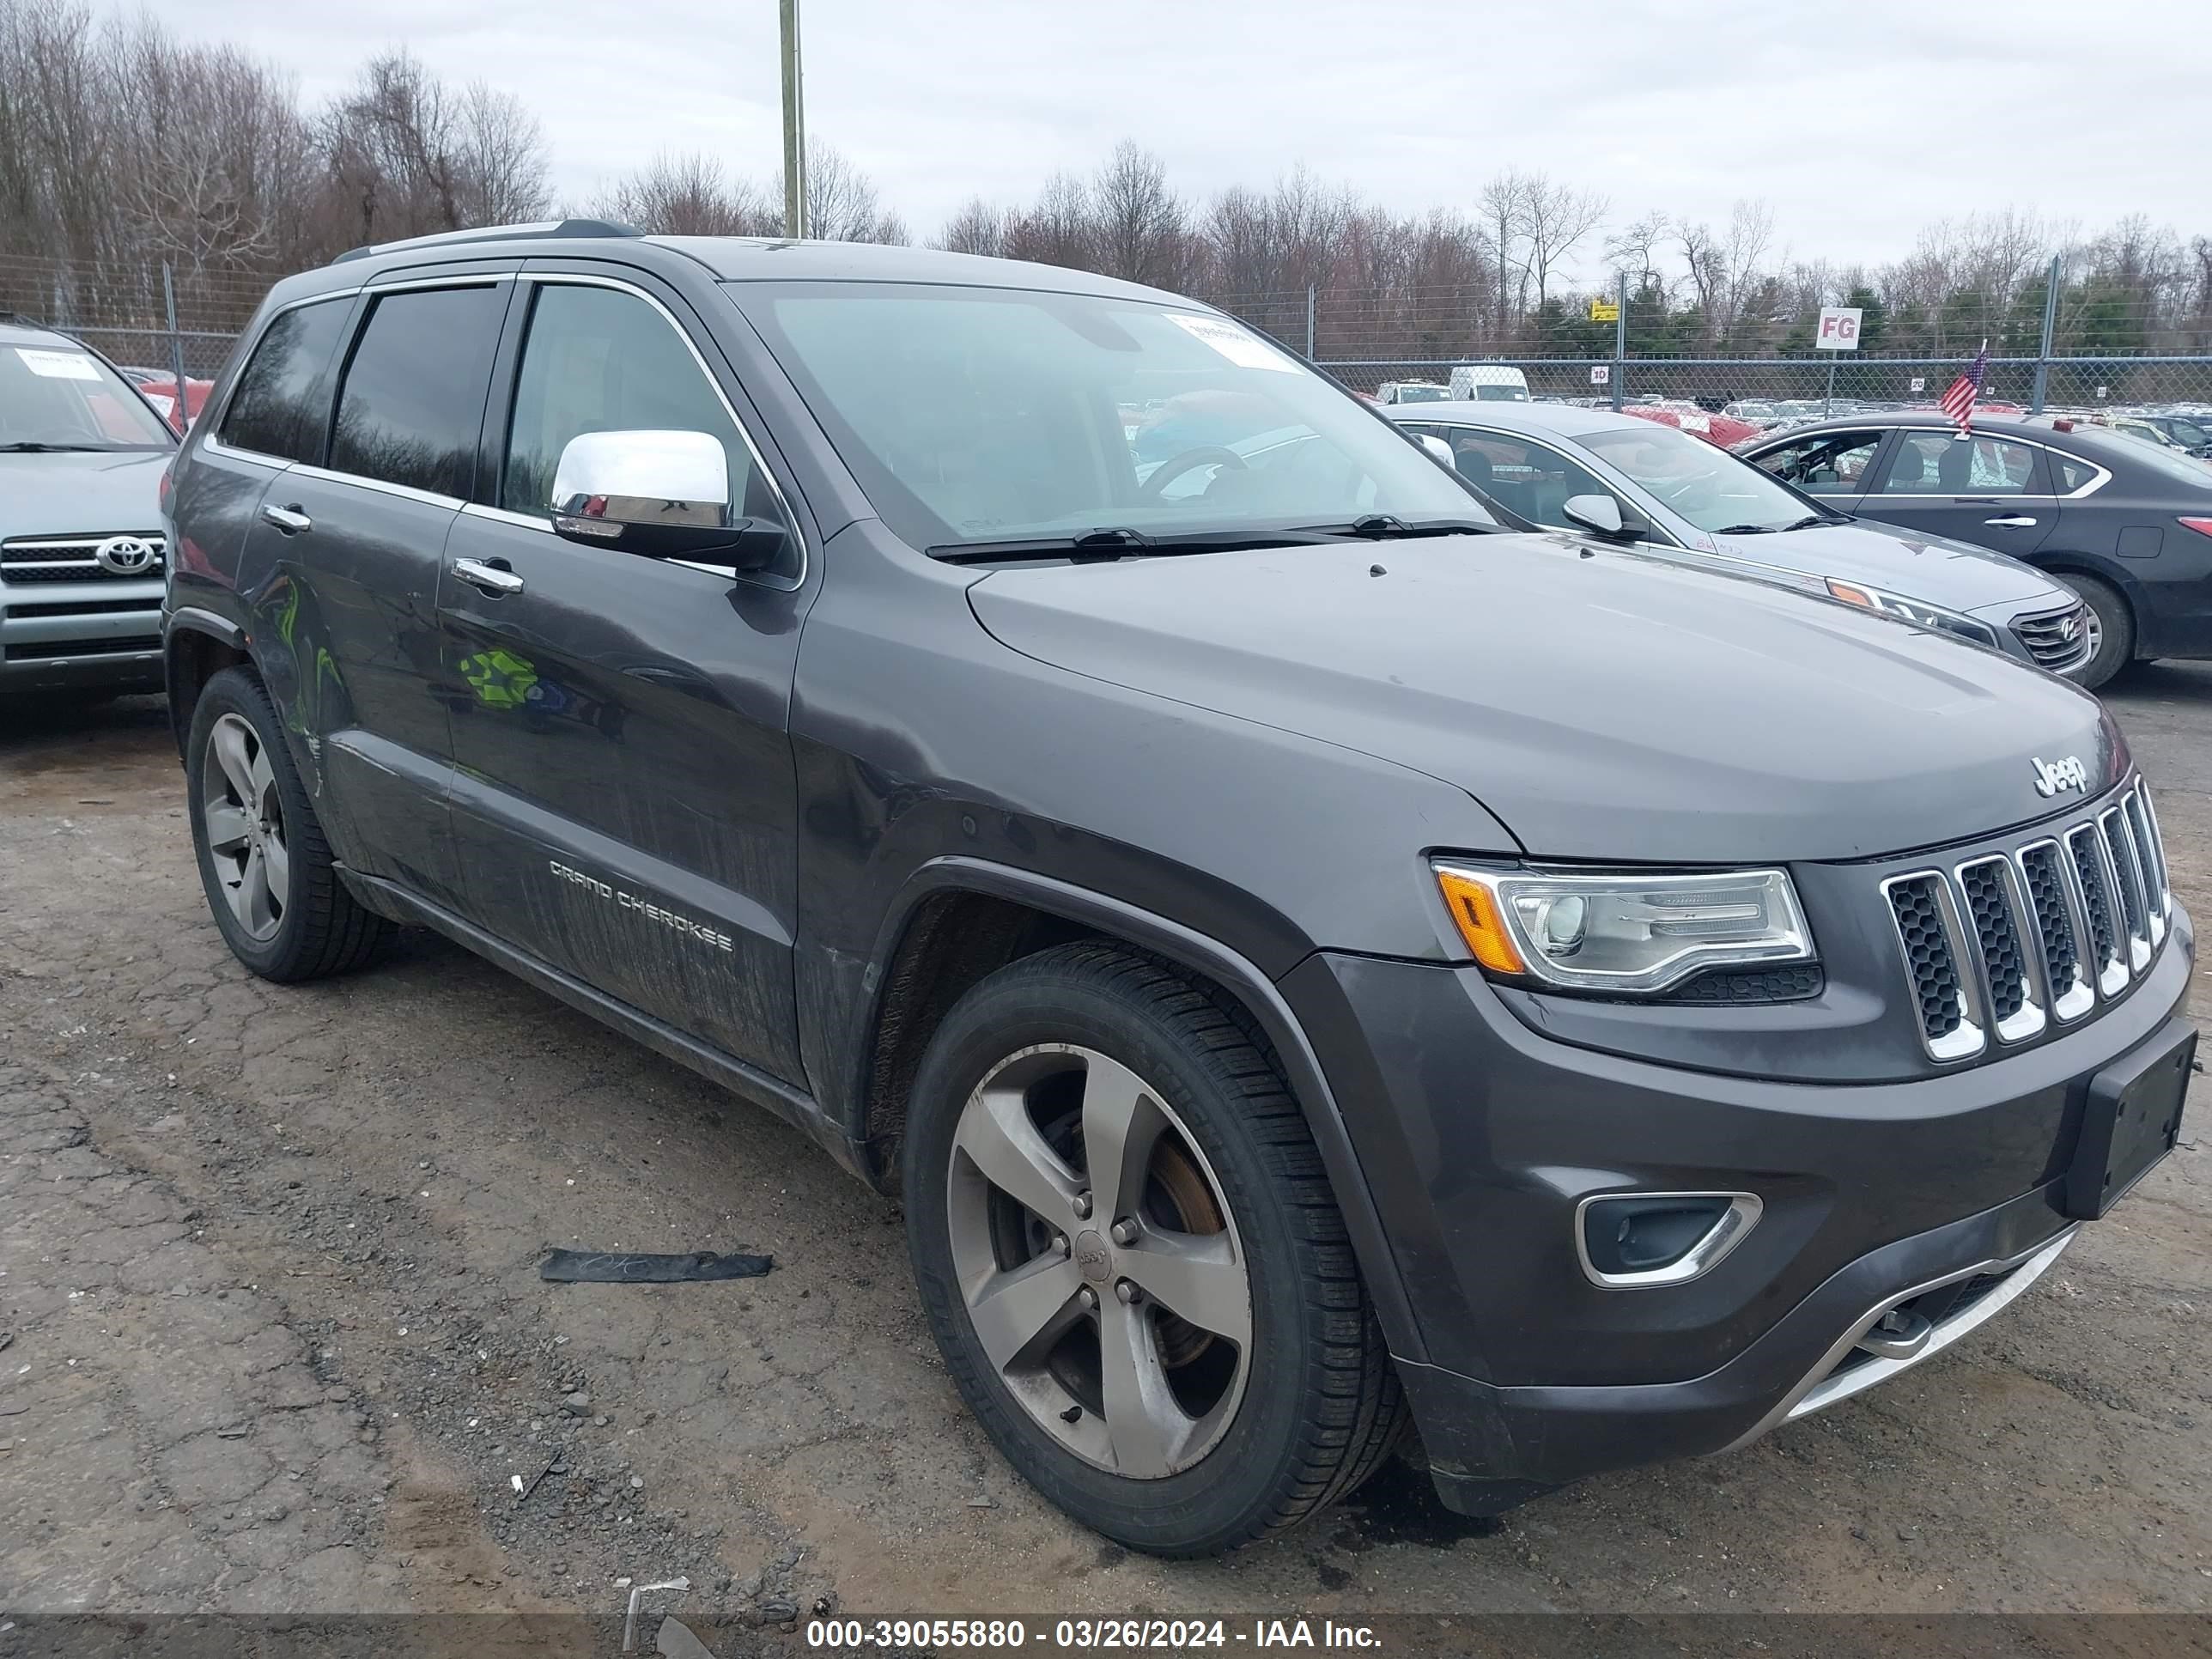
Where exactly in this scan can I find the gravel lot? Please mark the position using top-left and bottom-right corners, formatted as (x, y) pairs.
(2, 668), (2208, 1636)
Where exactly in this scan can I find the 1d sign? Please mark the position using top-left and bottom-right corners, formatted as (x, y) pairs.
(1816, 307), (1863, 350)
(1589, 364), (1611, 386)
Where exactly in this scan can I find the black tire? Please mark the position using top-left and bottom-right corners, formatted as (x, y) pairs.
(2062, 574), (2134, 691)
(903, 941), (1404, 1555)
(185, 666), (393, 981)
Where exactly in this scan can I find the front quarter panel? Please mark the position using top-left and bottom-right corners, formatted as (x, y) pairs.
(790, 520), (1519, 1130)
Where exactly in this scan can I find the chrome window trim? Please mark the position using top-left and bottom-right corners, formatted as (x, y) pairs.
(1953, 854), (2045, 1044)
(287, 463), (465, 513)
(1722, 1226), (2078, 1452)
(1808, 424), (2112, 501)
(1880, 870), (1987, 1062)
(2014, 838), (2095, 1023)
(501, 271), (807, 593)
(1572, 1192), (1762, 1290)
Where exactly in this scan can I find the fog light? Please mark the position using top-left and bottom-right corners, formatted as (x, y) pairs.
(1576, 1192), (1761, 1288)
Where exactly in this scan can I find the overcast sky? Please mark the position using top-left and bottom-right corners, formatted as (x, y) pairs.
(143, 0), (2211, 273)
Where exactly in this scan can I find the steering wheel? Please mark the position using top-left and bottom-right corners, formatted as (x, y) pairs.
(1138, 445), (1248, 500)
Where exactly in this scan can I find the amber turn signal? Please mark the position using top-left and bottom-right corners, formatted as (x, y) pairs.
(1433, 866), (1527, 976)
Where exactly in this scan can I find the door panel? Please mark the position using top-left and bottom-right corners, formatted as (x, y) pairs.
(441, 511), (806, 1083)
(235, 471), (465, 908)
(439, 270), (808, 1085)
(1857, 429), (2057, 560)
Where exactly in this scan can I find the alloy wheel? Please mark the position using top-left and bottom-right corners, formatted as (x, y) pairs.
(201, 712), (289, 941)
(945, 1043), (1252, 1479)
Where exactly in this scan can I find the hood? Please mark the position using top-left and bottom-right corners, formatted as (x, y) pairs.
(1705, 520), (2061, 612)
(967, 535), (2122, 864)
(0, 450), (170, 538)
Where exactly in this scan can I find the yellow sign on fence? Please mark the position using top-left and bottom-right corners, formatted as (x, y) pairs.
(1589, 300), (1620, 323)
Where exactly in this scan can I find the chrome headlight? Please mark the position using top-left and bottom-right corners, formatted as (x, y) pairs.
(1825, 579), (2000, 647)
(1433, 864), (1814, 995)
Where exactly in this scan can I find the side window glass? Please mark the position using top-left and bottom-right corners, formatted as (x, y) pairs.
(218, 299), (352, 463)
(502, 283), (763, 523)
(1449, 431), (1612, 526)
(1883, 433), (2037, 495)
(1758, 430), (1879, 494)
(330, 286), (506, 498)
(2054, 454), (2098, 492)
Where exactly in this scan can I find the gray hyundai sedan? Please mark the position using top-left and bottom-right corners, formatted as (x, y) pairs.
(1389, 401), (2099, 684)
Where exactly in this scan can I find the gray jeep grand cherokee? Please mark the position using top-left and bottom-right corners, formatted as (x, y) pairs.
(161, 224), (2196, 1556)
(1, 317), (175, 698)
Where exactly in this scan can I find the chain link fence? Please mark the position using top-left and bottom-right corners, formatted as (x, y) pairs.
(1212, 265), (2212, 420)
(4, 252), (2209, 424)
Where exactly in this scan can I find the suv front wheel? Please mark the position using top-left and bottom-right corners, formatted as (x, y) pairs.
(904, 942), (1403, 1555)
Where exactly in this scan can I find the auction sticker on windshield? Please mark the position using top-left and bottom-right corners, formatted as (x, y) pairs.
(15, 347), (101, 380)
(1165, 313), (1297, 372)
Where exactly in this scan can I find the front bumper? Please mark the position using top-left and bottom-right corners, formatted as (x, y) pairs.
(0, 573), (165, 694)
(1282, 904), (2192, 1513)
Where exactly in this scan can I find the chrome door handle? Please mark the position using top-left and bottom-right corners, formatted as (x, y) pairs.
(452, 557), (525, 597)
(1984, 515), (2038, 527)
(260, 502), (312, 534)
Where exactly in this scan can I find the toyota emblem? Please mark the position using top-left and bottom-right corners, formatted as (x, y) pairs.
(94, 535), (158, 575)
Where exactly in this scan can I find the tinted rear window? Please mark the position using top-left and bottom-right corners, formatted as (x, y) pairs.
(330, 286), (506, 498)
(217, 299), (352, 462)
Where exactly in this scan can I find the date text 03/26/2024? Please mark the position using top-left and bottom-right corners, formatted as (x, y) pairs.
(805, 1618), (1382, 1650)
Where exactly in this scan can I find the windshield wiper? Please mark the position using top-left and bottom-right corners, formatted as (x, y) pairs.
(0, 441), (107, 453)
(1321, 514), (1504, 540)
(1714, 512), (1838, 535)
(929, 526), (1345, 564)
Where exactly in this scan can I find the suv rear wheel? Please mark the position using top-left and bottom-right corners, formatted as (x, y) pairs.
(904, 942), (1402, 1554)
(185, 667), (393, 981)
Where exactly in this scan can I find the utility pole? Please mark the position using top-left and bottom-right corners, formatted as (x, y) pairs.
(780, 0), (807, 240)
(2031, 253), (2061, 415)
(1612, 268), (1626, 411)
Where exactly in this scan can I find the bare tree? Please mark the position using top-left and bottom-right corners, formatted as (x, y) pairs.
(939, 197), (1007, 257)
(805, 144), (906, 244)
(1480, 169), (1530, 331)
(1091, 141), (1193, 289)
(593, 152), (773, 236)
(1520, 173), (1607, 315)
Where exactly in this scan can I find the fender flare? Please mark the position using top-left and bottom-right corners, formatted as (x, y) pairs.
(865, 855), (1425, 1363)
(163, 604), (250, 653)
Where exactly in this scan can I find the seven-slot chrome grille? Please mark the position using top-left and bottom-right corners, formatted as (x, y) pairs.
(1882, 781), (2171, 1061)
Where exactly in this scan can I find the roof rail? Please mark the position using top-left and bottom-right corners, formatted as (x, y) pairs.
(332, 217), (644, 265)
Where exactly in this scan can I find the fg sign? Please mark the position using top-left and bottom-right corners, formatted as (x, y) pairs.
(1589, 364), (1611, 386)
(1815, 307), (1863, 349)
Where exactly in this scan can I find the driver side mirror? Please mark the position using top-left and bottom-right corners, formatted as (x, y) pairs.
(1562, 493), (1636, 539)
(1414, 434), (1456, 468)
(550, 429), (787, 571)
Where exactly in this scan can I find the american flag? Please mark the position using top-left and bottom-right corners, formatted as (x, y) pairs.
(1939, 343), (1990, 432)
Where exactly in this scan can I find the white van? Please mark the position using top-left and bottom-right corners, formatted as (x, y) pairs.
(1448, 364), (1531, 403)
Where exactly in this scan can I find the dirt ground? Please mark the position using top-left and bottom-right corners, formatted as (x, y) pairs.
(2, 667), (2209, 1642)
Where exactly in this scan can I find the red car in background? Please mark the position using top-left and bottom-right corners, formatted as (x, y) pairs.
(118, 365), (215, 432)
(1620, 403), (1764, 449)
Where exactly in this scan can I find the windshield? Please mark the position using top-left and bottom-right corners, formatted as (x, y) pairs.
(1473, 384), (1529, 402)
(0, 341), (174, 450)
(1579, 421), (1821, 532)
(1390, 384), (1449, 404)
(738, 283), (1484, 549)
